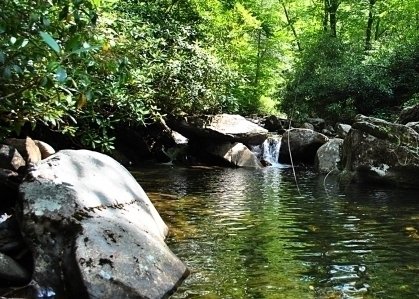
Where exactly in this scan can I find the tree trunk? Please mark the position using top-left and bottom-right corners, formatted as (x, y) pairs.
(365, 0), (376, 51)
(374, 17), (380, 40)
(323, 0), (329, 32)
(281, 1), (302, 51)
(254, 28), (262, 90)
(323, 0), (339, 37)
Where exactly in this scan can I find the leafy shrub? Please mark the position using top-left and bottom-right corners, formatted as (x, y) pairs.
(278, 34), (395, 122)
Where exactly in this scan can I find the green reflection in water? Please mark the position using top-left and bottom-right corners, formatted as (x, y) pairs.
(132, 165), (419, 299)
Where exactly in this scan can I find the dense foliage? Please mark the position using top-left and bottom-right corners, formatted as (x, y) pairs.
(1, 0), (418, 150)
(279, 0), (419, 121)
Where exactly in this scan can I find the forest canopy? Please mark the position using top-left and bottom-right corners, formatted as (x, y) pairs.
(1, 0), (418, 151)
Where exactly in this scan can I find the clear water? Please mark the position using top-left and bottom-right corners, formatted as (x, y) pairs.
(132, 165), (419, 299)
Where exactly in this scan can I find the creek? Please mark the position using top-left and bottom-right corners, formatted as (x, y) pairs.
(132, 164), (419, 299)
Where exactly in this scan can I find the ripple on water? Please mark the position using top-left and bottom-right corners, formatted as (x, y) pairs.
(132, 166), (419, 299)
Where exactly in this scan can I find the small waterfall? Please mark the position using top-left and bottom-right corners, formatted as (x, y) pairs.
(252, 135), (282, 167)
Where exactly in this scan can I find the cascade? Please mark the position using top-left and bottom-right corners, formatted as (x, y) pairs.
(252, 134), (282, 167)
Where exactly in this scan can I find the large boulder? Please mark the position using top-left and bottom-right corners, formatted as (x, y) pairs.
(406, 121), (419, 133)
(341, 115), (419, 188)
(0, 169), (20, 210)
(206, 142), (262, 168)
(263, 116), (289, 133)
(279, 129), (329, 164)
(33, 140), (55, 159)
(0, 252), (30, 284)
(315, 138), (344, 174)
(0, 144), (26, 171)
(398, 104), (419, 124)
(5, 137), (42, 164)
(19, 150), (188, 298)
(166, 114), (268, 145)
(335, 123), (352, 139)
(307, 118), (326, 132)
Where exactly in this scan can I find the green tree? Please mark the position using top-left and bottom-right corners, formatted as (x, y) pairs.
(278, 0), (419, 122)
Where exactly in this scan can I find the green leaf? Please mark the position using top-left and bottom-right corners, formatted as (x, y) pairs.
(71, 45), (100, 55)
(3, 66), (11, 78)
(39, 31), (61, 54)
(20, 39), (29, 48)
(12, 65), (22, 74)
(55, 67), (67, 83)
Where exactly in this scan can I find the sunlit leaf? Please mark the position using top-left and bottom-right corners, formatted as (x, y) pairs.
(71, 45), (100, 55)
(39, 31), (61, 54)
(20, 39), (29, 48)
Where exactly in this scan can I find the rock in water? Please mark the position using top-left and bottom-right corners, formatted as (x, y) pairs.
(315, 138), (344, 174)
(279, 129), (329, 164)
(341, 115), (419, 188)
(19, 150), (188, 298)
(206, 142), (262, 168)
(166, 114), (268, 145)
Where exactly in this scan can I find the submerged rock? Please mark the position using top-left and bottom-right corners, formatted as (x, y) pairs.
(19, 150), (189, 298)
(341, 115), (419, 188)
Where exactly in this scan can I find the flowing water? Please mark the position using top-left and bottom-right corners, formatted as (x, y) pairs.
(251, 135), (283, 167)
(132, 165), (419, 299)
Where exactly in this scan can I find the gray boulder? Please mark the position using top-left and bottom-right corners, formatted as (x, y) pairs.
(0, 252), (30, 284)
(301, 122), (314, 130)
(167, 114), (268, 145)
(307, 117), (326, 131)
(406, 121), (419, 133)
(0, 144), (26, 171)
(263, 115), (289, 133)
(206, 142), (262, 168)
(315, 138), (344, 174)
(279, 129), (329, 164)
(0, 169), (20, 209)
(19, 150), (188, 298)
(398, 104), (419, 124)
(336, 123), (352, 139)
(341, 115), (419, 188)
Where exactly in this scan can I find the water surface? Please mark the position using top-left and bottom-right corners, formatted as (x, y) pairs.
(132, 165), (419, 299)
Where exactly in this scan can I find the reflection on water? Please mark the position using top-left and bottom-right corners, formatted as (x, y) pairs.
(132, 165), (419, 299)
